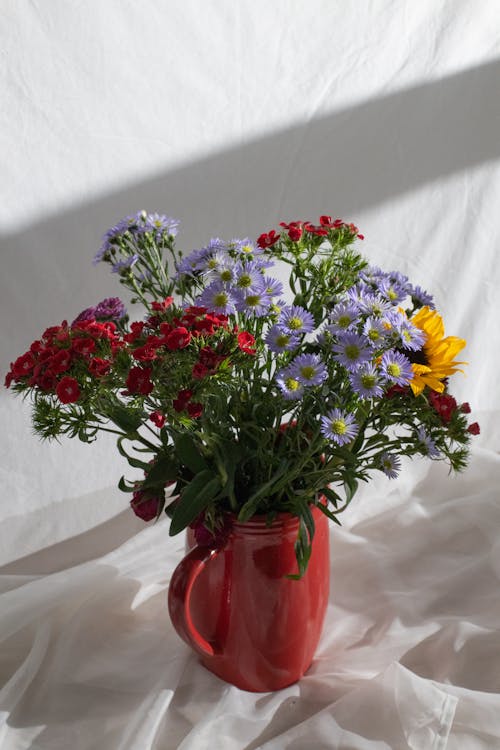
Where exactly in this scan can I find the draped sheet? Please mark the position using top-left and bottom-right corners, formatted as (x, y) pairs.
(1, 447), (499, 749)
(1, 1), (500, 747)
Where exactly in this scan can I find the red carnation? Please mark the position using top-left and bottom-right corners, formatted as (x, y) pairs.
(173, 388), (193, 412)
(187, 401), (203, 418)
(460, 402), (471, 414)
(467, 422), (480, 435)
(126, 366), (154, 395)
(11, 352), (36, 379)
(71, 338), (96, 356)
(288, 226), (302, 241)
(429, 392), (457, 424)
(130, 490), (160, 522)
(46, 349), (73, 375)
(56, 376), (81, 404)
(88, 357), (111, 377)
(149, 410), (166, 428)
(257, 230), (280, 249)
(237, 331), (256, 355)
(165, 327), (191, 350)
(151, 296), (174, 312)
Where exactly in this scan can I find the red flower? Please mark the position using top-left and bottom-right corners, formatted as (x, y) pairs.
(124, 321), (146, 343)
(467, 422), (480, 435)
(46, 349), (72, 375)
(288, 226), (302, 241)
(173, 388), (193, 412)
(151, 296), (174, 312)
(257, 230), (280, 249)
(237, 331), (256, 355)
(165, 327), (191, 350)
(192, 362), (210, 380)
(11, 352), (36, 379)
(319, 215), (332, 226)
(460, 402), (471, 414)
(186, 401), (203, 418)
(56, 376), (81, 404)
(132, 343), (158, 361)
(130, 490), (160, 522)
(71, 338), (96, 356)
(149, 410), (166, 428)
(126, 366), (154, 395)
(429, 392), (457, 424)
(88, 357), (111, 377)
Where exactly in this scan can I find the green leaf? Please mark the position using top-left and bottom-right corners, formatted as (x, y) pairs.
(142, 454), (178, 490)
(106, 403), (143, 435)
(316, 501), (342, 524)
(118, 475), (138, 493)
(169, 470), (221, 535)
(174, 433), (208, 474)
(237, 461), (288, 522)
(116, 437), (151, 471)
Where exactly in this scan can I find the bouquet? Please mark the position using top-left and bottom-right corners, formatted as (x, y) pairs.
(5, 212), (479, 575)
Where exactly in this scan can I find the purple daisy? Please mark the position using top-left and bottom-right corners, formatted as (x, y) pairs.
(380, 350), (414, 385)
(234, 284), (273, 317)
(409, 284), (435, 309)
(327, 302), (360, 334)
(417, 427), (441, 458)
(290, 353), (328, 386)
(331, 332), (372, 371)
(94, 297), (127, 320)
(198, 282), (238, 315)
(350, 364), (384, 399)
(111, 254), (139, 274)
(265, 325), (300, 353)
(275, 367), (305, 400)
(379, 452), (402, 479)
(320, 408), (359, 446)
(279, 305), (316, 335)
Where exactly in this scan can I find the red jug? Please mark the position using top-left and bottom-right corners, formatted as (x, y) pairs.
(168, 504), (330, 692)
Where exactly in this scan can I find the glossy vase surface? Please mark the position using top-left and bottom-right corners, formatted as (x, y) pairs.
(168, 504), (330, 692)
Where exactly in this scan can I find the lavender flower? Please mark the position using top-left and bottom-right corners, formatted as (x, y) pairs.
(71, 306), (97, 326)
(363, 318), (389, 347)
(320, 408), (359, 446)
(290, 354), (328, 386)
(198, 282), (238, 315)
(379, 452), (402, 479)
(279, 305), (316, 335)
(327, 302), (359, 334)
(409, 284), (435, 308)
(111, 254), (139, 274)
(265, 325), (300, 353)
(234, 285), (273, 317)
(380, 350), (414, 385)
(417, 427), (440, 458)
(143, 212), (179, 238)
(276, 368), (305, 400)
(331, 332), (372, 371)
(233, 261), (264, 292)
(262, 276), (284, 297)
(350, 364), (384, 399)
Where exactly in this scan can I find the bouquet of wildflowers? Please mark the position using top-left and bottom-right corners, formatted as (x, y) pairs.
(5, 212), (479, 575)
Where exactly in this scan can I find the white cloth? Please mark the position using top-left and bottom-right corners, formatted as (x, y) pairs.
(1, 1), (500, 747)
(1, 447), (499, 749)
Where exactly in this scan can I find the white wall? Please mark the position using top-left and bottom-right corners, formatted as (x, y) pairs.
(1, 0), (499, 563)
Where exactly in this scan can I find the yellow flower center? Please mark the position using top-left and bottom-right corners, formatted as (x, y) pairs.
(331, 419), (346, 435)
(213, 292), (228, 306)
(387, 363), (401, 377)
(300, 365), (315, 380)
(288, 316), (303, 330)
(285, 377), (300, 391)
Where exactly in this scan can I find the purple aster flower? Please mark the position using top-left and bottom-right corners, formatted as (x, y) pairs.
(94, 297), (127, 320)
(175, 249), (206, 277)
(320, 408), (359, 446)
(262, 276), (284, 297)
(357, 293), (393, 318)
(350, 364), (384, 399)
(111, 254), (139, 274)
(376, 277), (408, 305)
(290, 354), (328, 386)
(380, 350), (413, 385)
(199, 249), (233, 274)
(275, 367), (305, 400)
(379, 452), (402, 479)
(265, 325), (300, 353)
(234, 284), (273, 317)
(233, 261), (264, 291)
(417, 427), (440, 458)
(279, 305), (316, 335)
(198, 282), (238, 315)
(327, 302), (360, 334)
(331, 332), (372, 371)
(143, 212), (179, 238)
(409, 284), (435, 309)
(398, 321), (427, 351)
(363, 317), (389, 347)
(232, 238), (264, 258)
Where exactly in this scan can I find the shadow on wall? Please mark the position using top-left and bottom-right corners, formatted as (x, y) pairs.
(1, 59), (500, 366)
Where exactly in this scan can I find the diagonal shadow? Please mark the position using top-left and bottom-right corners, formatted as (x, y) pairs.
(1, 58), (500, 367)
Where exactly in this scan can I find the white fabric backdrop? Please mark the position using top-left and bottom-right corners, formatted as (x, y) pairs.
(1, 1), (499, 748)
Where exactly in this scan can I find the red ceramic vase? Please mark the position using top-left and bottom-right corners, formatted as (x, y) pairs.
(168, 504), (330, 692)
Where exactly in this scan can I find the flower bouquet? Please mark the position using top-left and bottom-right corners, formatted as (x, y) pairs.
(5, 212), (479, 576)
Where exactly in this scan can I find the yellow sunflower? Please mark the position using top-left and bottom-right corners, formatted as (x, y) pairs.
(409, 306), (467, 396)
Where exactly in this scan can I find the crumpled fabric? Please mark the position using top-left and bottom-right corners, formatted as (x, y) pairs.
(1, 447), (499, 749)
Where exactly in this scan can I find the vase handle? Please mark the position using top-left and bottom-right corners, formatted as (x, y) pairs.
(168, 545), (222, 658)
